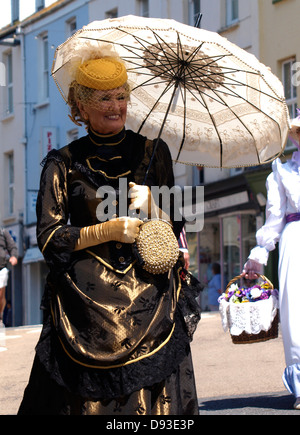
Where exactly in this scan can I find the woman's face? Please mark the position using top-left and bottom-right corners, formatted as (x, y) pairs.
(78, 86), (128, 135)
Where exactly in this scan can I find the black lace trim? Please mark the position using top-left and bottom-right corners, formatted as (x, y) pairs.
(35, 308), (190, 400)
(42, 226), (81, 274)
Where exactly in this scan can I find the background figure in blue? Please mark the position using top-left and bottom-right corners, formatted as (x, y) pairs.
(207, 263), (221, 311)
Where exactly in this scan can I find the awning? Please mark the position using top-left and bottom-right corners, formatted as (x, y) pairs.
(22, 247), (44, 264)
(203, 173), (262, 218)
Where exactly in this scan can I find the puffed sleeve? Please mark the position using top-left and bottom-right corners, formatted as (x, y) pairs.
(249, 159), (287, 264)
(36, 151), (81, 272)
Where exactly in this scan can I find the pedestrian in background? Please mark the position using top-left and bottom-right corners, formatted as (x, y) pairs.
(243, 112), (300, 410)
(207, 262), (221, 312)
(0, 228), (18, 327)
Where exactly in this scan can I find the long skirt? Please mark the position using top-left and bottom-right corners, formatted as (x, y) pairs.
(18, 350), (198, 415)
(279, 221), (300, 398)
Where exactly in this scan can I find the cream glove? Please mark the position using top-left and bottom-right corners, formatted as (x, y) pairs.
(74, 217), (142, 251)
(128, 182), (169, 221)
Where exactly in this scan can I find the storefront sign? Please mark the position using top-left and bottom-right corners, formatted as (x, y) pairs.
(42, 127), (57, 157)
(204, 191), (249, 213)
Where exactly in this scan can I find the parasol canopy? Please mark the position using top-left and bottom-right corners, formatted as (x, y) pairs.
(52, 15), (290, 168)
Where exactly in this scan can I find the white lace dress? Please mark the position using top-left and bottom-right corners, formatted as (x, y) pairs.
(248, 151), (300, 398)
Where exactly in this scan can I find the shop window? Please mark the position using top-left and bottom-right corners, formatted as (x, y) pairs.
(222, 214), (257, 284)
(222, 215), (241, 280)
(191, 217), (221, 312)
(191, 212), (257, 312)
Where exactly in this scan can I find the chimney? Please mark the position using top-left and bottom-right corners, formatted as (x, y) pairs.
(11, 0), (20, 24)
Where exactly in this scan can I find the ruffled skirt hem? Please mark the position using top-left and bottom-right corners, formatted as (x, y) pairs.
(18, 351), (199, 415)
(282, 364), (300, 398)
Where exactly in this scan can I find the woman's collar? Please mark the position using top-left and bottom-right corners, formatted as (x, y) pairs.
(88, 127), (126, 146)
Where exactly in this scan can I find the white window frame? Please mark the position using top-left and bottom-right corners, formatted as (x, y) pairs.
(37, 33), (49, 103)
(66, 16), (77, 37)
(3, 51), (13, 116)
(226, 0), (239, 27)
(6, 153), (15, 216)
(105, 9), (118, 19)
(137, 0), (149, 18)
(282, 58), (297, 150)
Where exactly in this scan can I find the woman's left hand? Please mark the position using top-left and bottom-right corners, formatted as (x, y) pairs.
(128, 182), (152, 218)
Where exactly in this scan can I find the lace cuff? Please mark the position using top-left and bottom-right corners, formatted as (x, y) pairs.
(248, 245), (269, 266)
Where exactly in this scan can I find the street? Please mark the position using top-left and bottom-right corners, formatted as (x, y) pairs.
(0, 312), (298, 415)
(190, 313), (297, 415)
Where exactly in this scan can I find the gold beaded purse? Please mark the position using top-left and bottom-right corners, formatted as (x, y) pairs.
(134, 219), (179, 274)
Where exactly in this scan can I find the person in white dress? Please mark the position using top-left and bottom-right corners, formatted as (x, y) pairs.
(242, 113), (300, 410)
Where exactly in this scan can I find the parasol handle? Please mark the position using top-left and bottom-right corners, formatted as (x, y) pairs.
(142, 82), (180, 185)
(194, 13), (203, 28)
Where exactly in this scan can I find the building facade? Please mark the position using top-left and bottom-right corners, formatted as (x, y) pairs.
(21, 0), (89, 324)
(0, 0), (89, 325)
(0, 17), (25, 325)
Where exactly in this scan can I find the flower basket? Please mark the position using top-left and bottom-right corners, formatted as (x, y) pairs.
(219, 274), (279, 344)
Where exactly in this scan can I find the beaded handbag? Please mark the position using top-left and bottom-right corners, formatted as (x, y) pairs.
(134, 219), (179, 274)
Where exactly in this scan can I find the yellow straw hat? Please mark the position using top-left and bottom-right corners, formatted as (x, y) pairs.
(76, 57), (128, 90)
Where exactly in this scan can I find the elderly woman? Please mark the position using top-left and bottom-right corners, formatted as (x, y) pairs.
(243, 113), (300, 410)
(18, 57), (199, 415)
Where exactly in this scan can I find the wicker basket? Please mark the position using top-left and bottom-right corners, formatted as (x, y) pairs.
(225, 274), (279, 345)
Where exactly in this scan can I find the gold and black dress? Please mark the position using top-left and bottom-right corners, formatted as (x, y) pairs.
(18, 128), (200, 415)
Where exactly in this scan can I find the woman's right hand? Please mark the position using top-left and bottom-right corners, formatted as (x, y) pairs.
(74, 217), (143, 251)
(105, 217), (143, 243)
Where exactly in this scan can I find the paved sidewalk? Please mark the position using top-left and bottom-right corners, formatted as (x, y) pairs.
(0, 324), (41, 415)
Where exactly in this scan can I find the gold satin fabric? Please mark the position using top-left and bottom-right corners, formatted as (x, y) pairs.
(62, 350), (198, 415)
(51, 257), (181, 368)
(36, 134), (184, 370)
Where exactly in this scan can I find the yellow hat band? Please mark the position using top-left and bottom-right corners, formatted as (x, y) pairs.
(76, 58), (128, 91)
